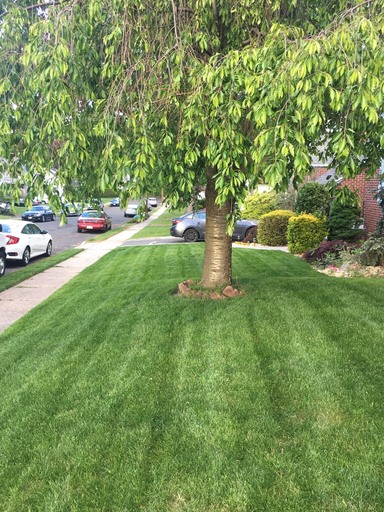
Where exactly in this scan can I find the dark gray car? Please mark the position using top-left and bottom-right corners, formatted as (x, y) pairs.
(170, 210), (258, 242)
(21, 205), (56, 222)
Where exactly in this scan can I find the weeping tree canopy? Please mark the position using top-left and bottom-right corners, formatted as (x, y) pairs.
(1, 0), (384, 285)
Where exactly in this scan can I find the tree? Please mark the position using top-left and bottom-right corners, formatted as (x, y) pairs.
(242, 192), (277, 220)
(295, 182), (331, 219)
(327, 195), (363, 240)
(1, 0), (384, 288)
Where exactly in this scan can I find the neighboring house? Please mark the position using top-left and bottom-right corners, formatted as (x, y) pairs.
(309, 156), (382, 236)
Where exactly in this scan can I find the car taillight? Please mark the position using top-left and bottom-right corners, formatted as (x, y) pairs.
(172, 219), (181, 225)
(6, 235), (19, 245)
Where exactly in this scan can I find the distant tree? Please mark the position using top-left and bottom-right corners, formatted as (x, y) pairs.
(295, 182), (331, 219)
(242, 192), (277, 220)
(1, 1), (384, 288)
(275, 188), (298, 212)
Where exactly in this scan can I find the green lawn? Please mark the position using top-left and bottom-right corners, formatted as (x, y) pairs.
(0, 249), (82, 293)
(130, 208), (185, 239)
(0, 245), (383, 511)
(0, 205), (25, 219)
(86, 225), (130, 242)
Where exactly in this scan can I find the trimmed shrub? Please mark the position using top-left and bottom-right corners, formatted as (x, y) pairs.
(327, 199), (363, 241)
(287, 213), (328, 254)
(242, 192), (277, 219)
(358, 236), (384, 266)
(295, 182), (331, 218)
(257, 210), (294, 246)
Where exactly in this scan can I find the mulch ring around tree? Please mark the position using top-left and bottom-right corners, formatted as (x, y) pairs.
(177, 279), (245, 299)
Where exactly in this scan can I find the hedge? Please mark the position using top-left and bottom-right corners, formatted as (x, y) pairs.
(257, 210), (294, 246)
(287, 213), (328, 254)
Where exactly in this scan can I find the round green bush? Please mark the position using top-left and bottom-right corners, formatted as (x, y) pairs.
(242, 192), (277, 219)
(287, 213), (328, 254)
(257, 210), (294, 246)
(295, 182), (331, 218)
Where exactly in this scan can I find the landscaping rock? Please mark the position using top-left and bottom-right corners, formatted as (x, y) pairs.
(178, 281), (193, 297)
(177, 280), (244, 299)
(209, 292), (225, 300)
(223, 285), (241, 298)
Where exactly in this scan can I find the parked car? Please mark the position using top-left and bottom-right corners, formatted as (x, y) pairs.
(170, 210), (258, 242)
(84, 199), (104, 211)
(0, 219), (52, 266)
(0, 225), (6, 276)
(124, 204), (139, 218)
(21, 205), (56, 222)
(0, 199), (11, 215)
(125, 202), (151, 217)
(63, 203), (82, 217)
(110, 197), (120, 207)
(77, 210), (112, 233)
(148, 197), (158, 208)
(32, 196), (48, 205)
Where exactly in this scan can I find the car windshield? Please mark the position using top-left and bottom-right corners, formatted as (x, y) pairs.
(182, 211), (206, 220)
(31, 206), (44, 211)
(81, 211), (101, 218)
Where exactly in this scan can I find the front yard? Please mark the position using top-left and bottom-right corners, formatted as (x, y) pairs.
(0, 245), (383, 511)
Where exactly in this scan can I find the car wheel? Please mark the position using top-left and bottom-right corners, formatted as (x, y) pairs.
(52, 214), (56, 221)
(21, 247), (31, 266)
(183, 228), (199, 242)
(245, 227), (257, 241)
(45, 240), (52, 257)
(77, 228), (82, 233)
(42, 215), (46, 222)
(0, 251), (6, 277)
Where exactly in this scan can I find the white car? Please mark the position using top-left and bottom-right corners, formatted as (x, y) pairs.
(124, 204), (139, 218)
(0, 227), (6, 277)
(0, 219), (53, 266)
(148, 197), (158, 208)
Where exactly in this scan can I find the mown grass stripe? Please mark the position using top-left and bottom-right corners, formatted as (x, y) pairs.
(0, 245), (383, 511)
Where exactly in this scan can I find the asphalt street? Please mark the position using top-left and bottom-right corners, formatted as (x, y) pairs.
(4, 205), (138, 273)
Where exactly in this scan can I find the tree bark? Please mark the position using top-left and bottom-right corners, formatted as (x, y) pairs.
(199, 167), (232, 288)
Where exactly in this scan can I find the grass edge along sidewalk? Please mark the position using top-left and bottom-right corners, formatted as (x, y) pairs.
(0, 205), (167, 333)
(0, 249), (82, 294)
(0, 245), (383, 511)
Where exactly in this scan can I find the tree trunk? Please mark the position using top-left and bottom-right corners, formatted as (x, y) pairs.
(199, 167), (232, 288)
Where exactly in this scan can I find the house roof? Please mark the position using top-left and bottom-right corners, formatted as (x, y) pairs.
(315, 168), (342, 185)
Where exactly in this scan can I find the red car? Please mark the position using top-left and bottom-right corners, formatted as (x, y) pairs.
(77, 210), (112, 233)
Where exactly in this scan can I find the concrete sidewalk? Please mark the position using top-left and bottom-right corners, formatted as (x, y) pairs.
(0, 206), (167, 334)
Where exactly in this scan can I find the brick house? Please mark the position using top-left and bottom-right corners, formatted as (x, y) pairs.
(310, 158), (383, 236)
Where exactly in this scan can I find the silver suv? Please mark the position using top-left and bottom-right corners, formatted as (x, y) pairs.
(0, 224), (6, 277)
(170, 210), (258, 242)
